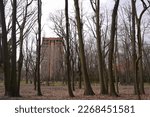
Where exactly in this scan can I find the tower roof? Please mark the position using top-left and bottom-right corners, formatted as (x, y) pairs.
(42, 37), (63, 41)
(42, 37), (64, 46)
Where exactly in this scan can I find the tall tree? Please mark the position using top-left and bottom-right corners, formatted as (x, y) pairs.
(0, 0), (11, 96)
(17, 0), (35, 96)
(10, 0), (18, 97)
(0, 10), (2, 65)
(135, 0), (150, 94)
(108, 0), (120, 96)
(114, 18), (120, 93)
(90, 0), (107, 94)
(65, 0), (74, 97)
(131, 0), (140, 99)
(74, 0), (95, 95)
(36, 0), (42, 96)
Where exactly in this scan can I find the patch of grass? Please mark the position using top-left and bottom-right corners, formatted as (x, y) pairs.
(0, 81), (4, 86)
(48, 81), (66, 86)
(144, 83), (150, 86)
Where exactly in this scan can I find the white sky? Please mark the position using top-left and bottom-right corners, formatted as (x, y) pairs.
(41, 0), (112, 37)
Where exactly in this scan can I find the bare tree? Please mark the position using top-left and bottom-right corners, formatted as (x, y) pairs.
(65, 0), (74, 97)
(119, 5), (132, 85)
(135, 0), (150, 94)
(108, 0), (120, 96)
(49, 11), (66, 38)
(10, 0), (18, 97)
(49, 10), (81, 90)
(90, 0), (107, 94)
(131, 0), (140, 99)
(74, 0), (95, 95)
(17, 0), (36, 95)
(0, 0), (11, 96)
(36, 0), (42, 96)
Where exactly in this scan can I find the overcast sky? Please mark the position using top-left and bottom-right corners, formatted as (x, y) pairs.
(41, 0), (113, 37)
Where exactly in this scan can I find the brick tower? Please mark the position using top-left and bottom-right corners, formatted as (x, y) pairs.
(41, 37), (64, 83)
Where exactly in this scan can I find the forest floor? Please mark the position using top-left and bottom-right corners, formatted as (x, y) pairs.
(0, 82), (150, 100)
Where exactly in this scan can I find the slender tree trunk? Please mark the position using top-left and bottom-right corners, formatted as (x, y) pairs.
(95, 0), (107, 94)
(65, 0), (74, 97)
(135, 1), (149, 94)
(137, 22), (145, 94)
(17, 0), (32, 96)
(0, 0), (11, 96)
(114, 30), (119, 94)
(135, 57), (141, 99)
(37, 0), (42, 96)
(114, 14), (120, 93)
(25, 41), (29, 84)
(17, 48), (23, 95)
(17, 26), (24, 95)
(103, 59), (108, 93)
(131, 0), (140, 98)
(25, 63), (29, 84)
(71, 61), (75, 91)
(78, 58), (82, 89)
(0, 13), (2, 66)
(10, 0), (18, 97)
(0, 35), (2, 65)
(34, 68), (37, 90)
(108, 0), (120, 96)
(90, 0), (107, 94)
(74, 0), (95, 95)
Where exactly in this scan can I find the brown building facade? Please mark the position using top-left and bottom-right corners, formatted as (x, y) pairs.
(41, 37), (64, 82)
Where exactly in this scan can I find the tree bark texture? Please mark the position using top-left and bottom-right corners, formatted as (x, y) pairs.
(65, 0), (74, 97)
(108, 0), (120, 96)
(95, 0), (107, 94)
(10, 0), (18, 97)
(74, 0), (95, 95)
(0, 0), (11, 96)
(37, 0), (42, 96)
(131, 0), (140, 97)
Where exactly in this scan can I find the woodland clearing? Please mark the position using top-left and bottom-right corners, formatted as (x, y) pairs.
(0, 82), (150, 100)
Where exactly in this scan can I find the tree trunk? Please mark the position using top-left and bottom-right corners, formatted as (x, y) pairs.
(135, 0), (149, 94)
(137, 22), (145, 94)
(65, 0), (74, 97)
(17, 51), (23, 95)
(74, 0), (95, 95)
(25, 63), (29, 84)
(135, 57), (141, 99)
(34, 68), (37, 90)
(78, 58), (82, 89)
(95, 0), (107, 94)
(71, 61), (75, 91)
(17, 25), (24, 96)
(0, 0), (11, 96)
(17, 0), (33, 96)
(37, 0), (42, 96)
(108, 0), (120, 96)
(103, 59), (108, 93)
(114, 28), (119, 94)
(10, 0), (18, 97)
(131, 0), (140, 97)
(0, 12), (3, 66)
(90, 0), (107, 94)
(25, 41), (29, 84)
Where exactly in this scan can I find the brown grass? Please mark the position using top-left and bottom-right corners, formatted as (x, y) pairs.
(0, 82), (150, 100)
